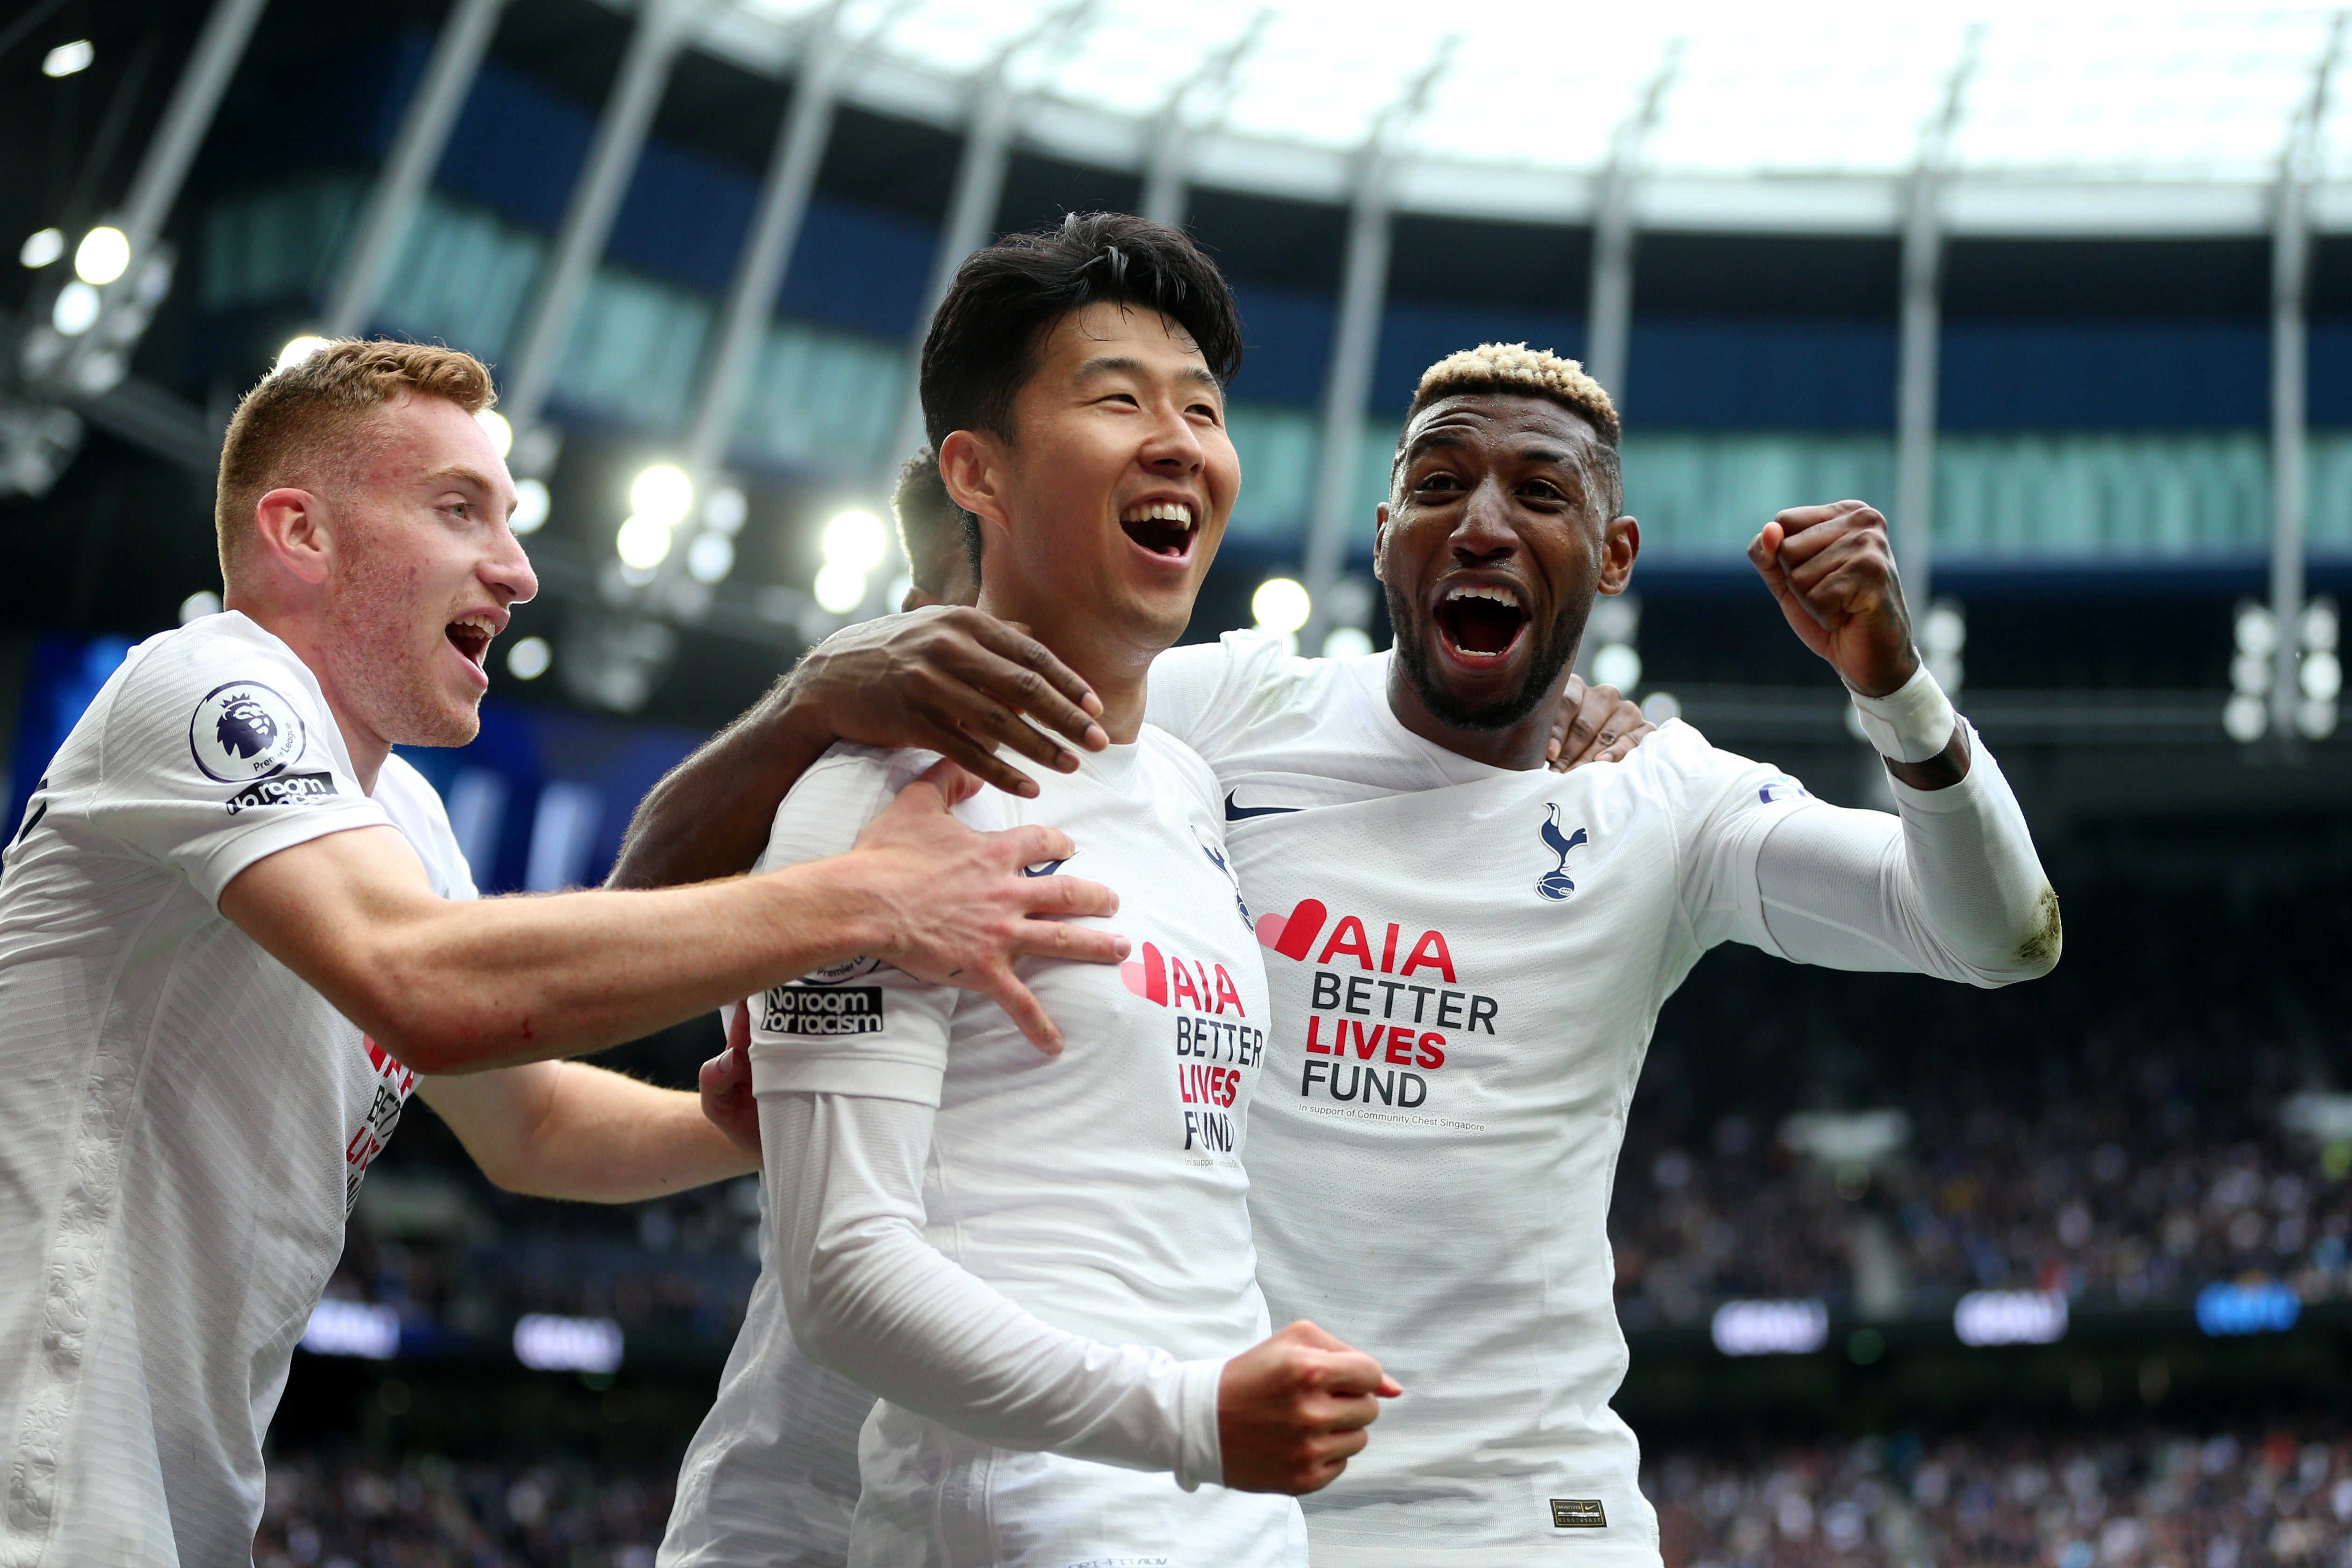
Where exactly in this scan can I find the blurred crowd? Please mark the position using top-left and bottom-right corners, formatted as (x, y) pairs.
(1648, 1423), (2352, 1568)
(252, 1421), (2352, 1568)
(253, 1455), (669, 1568)
(324, 1023), (765, 1347)
(1611, 867), (2352, 1324)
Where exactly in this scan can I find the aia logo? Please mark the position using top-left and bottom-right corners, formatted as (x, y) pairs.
(1122, 941), (1249, 1014)
(1255, 899), (1457, 982)
(1535, 804), (1588, 901)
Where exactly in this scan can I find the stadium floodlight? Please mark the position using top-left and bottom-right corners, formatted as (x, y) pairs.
(2223, 695), (2266, 743)
(512, 1313), (624, 1373)
(42, 39), (94, 78)
(72, 225), (128, 286)
(2227, 600), (2279, 742)
(475, 408), (512, 459)
(1252, 577), (1311, 635)
(629, 464), (693, 529)
(505, 636), (552, 681)
(178, 591), (222, 625)
(1321, 626), (1374, 658)
(813, 560), (867, 614)
(704, 485), (748, 537)
(821, 510), (889, 574)
(686, 532), (735, 585)
(1640, 691), (1682, 725)
(2234, 603), (2279, 659)
(275, 335), (330, 373)
(2302, 650), (2341, 705)
(51, 281), (100, 337)
(19, 228), (64, 269)
(1710, 1298), (1828, 1357)
(1591, 642), (1642, 692)
(300, 1298), (400, 1360)
(615, 513), (672, 570)
(1953, 1289), (2068, 1347)
(510, 478), (550, 536)
(2302, 598), (2339, 655)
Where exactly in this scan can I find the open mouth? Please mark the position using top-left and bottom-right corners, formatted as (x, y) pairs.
(446, 614), (497, 668)
(1435, 583), (1530, 662)
(1119, 500), (1197, 560)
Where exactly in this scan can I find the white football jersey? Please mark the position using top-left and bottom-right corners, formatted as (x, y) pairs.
(1146, 632), (1823, 1568)
(672, 733), (1303, 1568)
(0, 612), (471, 1568)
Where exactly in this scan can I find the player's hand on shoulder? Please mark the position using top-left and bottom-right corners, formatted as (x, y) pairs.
(791, 606), (1109, 798)
(1217, 1320), (1403, 1495)
(845, 760), (1128, 1055)
(1746, 499), (1920, 698)
(699, 1004), (761, 1159)
(1546, 672), (1654, 772)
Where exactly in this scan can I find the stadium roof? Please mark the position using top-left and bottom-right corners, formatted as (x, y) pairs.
(687, 1), (2352, 235)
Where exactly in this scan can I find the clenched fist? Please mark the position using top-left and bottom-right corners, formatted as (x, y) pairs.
(1218, 1320), (1402, 1494)
(1748, 500), (1920, 698)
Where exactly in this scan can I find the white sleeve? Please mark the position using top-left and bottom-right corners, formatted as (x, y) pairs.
(744, 746), (964, 1105)
(79, 628), (394, 907)
(1749, 722), (2061, 986)
(1144, 630), (1320, 767)
(761, 1091), (1227, 1489)
(1144, 639), (1249, 755)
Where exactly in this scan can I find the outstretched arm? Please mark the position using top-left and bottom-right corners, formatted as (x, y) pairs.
(221, 763), (1125, 1072)
(421, 1059), (754, 1201)
(769, 1090), (1396, 1495)
(609, 609), (1108, 891)
(1736, 502), (2059, 984)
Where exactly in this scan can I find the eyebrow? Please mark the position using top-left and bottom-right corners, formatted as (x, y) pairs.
(1402, 429), (1472, 463)
(424, 465), (498, 493)
(1073, 355), (1222, 393)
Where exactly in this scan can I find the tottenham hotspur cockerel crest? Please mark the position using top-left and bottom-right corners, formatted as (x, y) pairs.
(1535, 803), (1589, 901)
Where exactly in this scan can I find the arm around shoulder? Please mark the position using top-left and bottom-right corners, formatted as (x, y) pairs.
(219, 757), (1126, 1073)
(217, 822), (892, 1074)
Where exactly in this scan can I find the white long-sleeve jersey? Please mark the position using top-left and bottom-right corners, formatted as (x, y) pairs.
(1138, 632), (2057, 1567)
(667, 735), (1305, 1568)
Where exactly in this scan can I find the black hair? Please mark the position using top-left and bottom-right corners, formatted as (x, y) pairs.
(889, 447), (968, 595)
(919, 214), (1244, 587)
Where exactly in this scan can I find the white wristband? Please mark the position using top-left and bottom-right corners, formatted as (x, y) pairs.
(1847, 664), (1957, 763)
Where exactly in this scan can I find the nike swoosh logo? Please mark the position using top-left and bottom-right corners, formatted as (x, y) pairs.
(1019, 859), (1068, 877)
(1225, 791), (1300, 820)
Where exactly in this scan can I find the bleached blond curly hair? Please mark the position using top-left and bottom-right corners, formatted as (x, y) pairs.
(1393, 342), (1623, 516)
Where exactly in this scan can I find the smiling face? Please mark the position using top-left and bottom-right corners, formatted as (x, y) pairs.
(307, 392), (537, 749)
(1376, 392), (1637, 744)
(942, 300), (1238, 675)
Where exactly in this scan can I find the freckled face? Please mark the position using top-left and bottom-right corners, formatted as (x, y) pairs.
(317, 394), (537, 747)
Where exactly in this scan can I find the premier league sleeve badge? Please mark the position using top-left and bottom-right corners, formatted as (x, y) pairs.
(188, 681), (308, 783)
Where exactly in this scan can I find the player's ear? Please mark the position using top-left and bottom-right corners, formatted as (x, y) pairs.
(1372, 502), (1391, 583)
(938, 431), (1013, 538)
(1597, 514), (1639, 596)
(253, 488), (333, 587)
